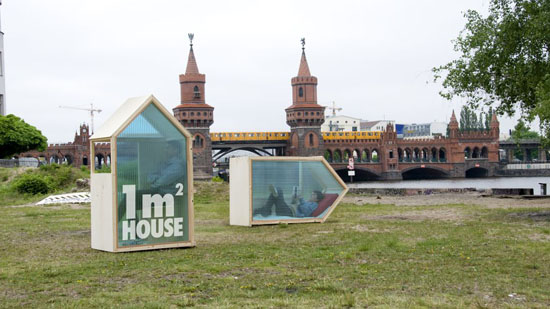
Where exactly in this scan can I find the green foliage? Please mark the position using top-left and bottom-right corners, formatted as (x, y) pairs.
(0, 114), (48, 159)
(211, 176), (223, 182)
(434, 0), (550, 143)
(0, 168), (9, 183)
(94, 165), (111, 173)
(12, 174), (49, 195)
(459, 105), (493, 131)
(510, 119), (541, 141)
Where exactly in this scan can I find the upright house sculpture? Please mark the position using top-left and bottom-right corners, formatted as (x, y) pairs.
(90, 95), (194, 252)
(230, 156), (348, 226)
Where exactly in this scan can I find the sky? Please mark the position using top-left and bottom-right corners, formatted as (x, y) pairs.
(3, 0), (522, 143)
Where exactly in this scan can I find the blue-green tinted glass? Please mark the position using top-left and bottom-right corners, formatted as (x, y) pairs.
(116, 104), (189, 247)
(251, 160), (344, 221)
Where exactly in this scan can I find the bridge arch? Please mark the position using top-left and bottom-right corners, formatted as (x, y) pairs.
(465, 167), (489, 178)
(481, 146), (488, 158)
(421, 147), (429, 161)
(50, 155), (60, 164)
(333, 149), (342, 163)
(353, 149), (360, 162)
(464, 147), (471, 159)
(371, 149), (379, 162)
(439, 148), (447, 162)
(472, 147), (480, 159)
(324, 149), (333, 162)
(431, 147), (437, 161)
(343, 149), (352, 161)
(212, 147), (274, 162)
(401, 166), (450, 180)
(413, 148), (420, 162)
(63, 154), (73, 165)
(335, 167), (381, 182)
(361, 149), (369, 162)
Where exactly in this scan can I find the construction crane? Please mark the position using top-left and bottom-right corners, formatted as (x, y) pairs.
(59, 103), (102, 133)
(323, 101), (342, 116)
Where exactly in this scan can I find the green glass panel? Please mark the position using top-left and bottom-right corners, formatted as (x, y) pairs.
(251, 160), (344, 220)
(116, 104), (189, 247)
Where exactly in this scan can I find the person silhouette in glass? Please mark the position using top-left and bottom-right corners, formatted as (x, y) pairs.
(254, 185), (324, 217)
(147, 141), (185, 193)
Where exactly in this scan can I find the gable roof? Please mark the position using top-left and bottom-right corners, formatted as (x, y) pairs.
(90, 94), (190, 141)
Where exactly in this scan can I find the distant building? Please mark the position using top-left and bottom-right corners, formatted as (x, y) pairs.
(0, 1), (5, 116)
(321, 115), (360, 131)
(360, 120), (395, 131)
(402, 122), (447, 139)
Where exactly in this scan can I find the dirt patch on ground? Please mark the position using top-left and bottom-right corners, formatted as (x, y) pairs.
(344, 193), (550, 209)
(362, 208), (465, 222)
(350, 224), (392, 233)
(508, 211), (550, 221)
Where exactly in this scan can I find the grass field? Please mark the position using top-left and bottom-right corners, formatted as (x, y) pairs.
(1, 181), (550, 308)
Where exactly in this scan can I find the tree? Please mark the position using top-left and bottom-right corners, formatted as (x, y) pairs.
(510, 119), (540, 140)
(434, 0), (550, 144)
(0, 114), (48, 159)
(459, 105), (489, 131)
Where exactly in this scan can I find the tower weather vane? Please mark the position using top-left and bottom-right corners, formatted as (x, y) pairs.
(188, 33), (194, 46)
(301, 37), (305, 50)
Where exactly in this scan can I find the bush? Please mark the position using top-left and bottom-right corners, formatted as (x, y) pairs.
(212, 176), (224, 183)
(13, 174), (49, 195)
(39, 163), (75, 191)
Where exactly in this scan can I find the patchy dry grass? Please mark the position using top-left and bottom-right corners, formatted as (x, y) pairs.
(1, 182), (550, 308)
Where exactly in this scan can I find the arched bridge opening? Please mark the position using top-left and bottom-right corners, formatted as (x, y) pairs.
(465, 167), (489, 178)
(213, 147), (275, 163)
(335, 168), (381, 182)
(402, 167), (449, 180)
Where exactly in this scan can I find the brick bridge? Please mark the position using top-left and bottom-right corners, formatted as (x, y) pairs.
(18, 37), (549, 180)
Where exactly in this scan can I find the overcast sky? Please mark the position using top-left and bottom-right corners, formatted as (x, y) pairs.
(4, 0), (521, 143)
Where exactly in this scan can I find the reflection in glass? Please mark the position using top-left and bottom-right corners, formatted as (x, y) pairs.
(251, 160), (344, 220)
(116, 104), (188, 247)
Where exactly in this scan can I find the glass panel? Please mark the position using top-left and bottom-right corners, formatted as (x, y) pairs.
(94, 142), (111, 173)
(251, 160), (344, 221)
(116, 104), (189, 248)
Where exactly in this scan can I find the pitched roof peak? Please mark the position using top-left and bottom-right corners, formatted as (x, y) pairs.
(450, 110), (458, 123)
(298, 50), (311, 76)
(185, 45), (200, 74)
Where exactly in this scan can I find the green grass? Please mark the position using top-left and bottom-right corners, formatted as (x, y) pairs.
(0, 165), (90, 207)
(1, 182), (550, 307)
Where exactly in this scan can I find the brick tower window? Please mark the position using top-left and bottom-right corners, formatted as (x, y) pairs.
(299, 87), (304, 97)
(194, 85), (201, 99)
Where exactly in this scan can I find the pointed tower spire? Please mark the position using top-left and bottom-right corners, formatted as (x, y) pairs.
(286, 38), (325, 156)
(448, 110), (459, 139)
(297, 38), (311, 76)
(174, 33), (214, 180)
(185, 33), (200, 74)
(450, 110), (458, 124)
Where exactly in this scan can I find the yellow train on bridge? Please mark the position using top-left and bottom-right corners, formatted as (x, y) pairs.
(210, 131), (382, 142)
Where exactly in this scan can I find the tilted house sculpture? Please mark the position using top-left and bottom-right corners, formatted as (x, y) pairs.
(90, 95), (194, 252)
(230, 156), (348, 226)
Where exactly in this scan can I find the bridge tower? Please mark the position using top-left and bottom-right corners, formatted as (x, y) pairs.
(380, 123), (402, 180)
(285, 39), (325, 156)
(173, 34), (214, 180)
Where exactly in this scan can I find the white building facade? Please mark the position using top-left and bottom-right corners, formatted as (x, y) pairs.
(402, 122), (447, 139)
(322, 115), (361, 132)
(360, 120), (395, 131)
